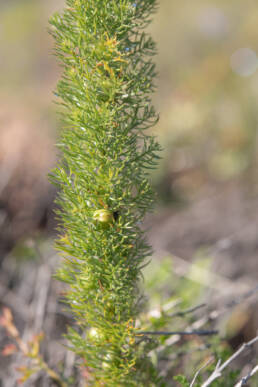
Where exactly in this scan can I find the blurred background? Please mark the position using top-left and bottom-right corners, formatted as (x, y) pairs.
(0, 0), (258, 385)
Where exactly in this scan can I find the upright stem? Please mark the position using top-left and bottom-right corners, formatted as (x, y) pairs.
(49, 1), (160, 385)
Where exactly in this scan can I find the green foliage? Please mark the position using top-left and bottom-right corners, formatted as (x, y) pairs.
(49, 0), (161, 385)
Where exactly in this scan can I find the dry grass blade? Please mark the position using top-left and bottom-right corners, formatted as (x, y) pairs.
(190, 357), (214, 387)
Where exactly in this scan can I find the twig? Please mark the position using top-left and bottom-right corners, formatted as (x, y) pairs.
(137, 330), (218, 336)
(234, 364), (258, 386)
(168, 303), (206, 318)
(190, 357), (214, 387)
(201, 335), (258, 387)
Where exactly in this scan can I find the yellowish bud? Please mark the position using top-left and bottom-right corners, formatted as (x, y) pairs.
(93, 209), (113, 224)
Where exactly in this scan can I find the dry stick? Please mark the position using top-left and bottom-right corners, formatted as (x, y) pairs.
(137, 330), (218, 336)
(190, 357), (214, 387)
(201, 335), (258, 387)
(168, 303), (206, 318)
(234, 364), (258, 387)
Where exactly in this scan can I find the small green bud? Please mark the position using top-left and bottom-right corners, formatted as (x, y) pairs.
(88, 327), (104, 341)
(93, 209), (113, 224)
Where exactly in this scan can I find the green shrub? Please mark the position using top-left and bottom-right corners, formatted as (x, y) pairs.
(49, 0), (161, 385)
